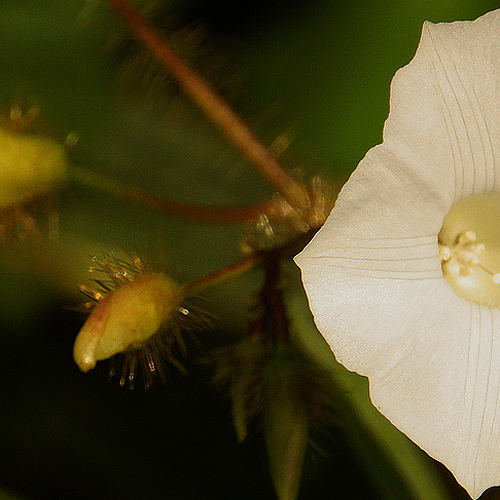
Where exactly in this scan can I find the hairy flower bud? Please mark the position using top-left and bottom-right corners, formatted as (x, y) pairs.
(73, 274), (185, 373)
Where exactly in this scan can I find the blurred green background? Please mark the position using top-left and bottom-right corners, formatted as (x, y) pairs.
(0, 1), (498, 499)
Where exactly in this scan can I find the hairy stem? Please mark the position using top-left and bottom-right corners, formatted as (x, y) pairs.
(259, 255), (291, 343)
(108, 0), (311, 213)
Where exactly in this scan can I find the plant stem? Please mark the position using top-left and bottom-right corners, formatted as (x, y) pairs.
(259, 254), (291, 343)
(185, 225), (320, 296)
(108, 0), (311, 213)
(186, 253), (259, 295)
(69, 164), (272, 223)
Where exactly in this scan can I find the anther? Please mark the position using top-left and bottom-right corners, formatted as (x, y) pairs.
(440, 230), (499, 284)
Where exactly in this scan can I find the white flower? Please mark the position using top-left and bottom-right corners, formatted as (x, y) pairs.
(295, 9), (500, 499)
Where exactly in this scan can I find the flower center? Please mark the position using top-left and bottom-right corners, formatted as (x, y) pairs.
(439, 192), (500, 307)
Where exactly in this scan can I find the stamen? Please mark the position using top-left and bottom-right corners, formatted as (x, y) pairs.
(179, 306), (190, 316)
(440, 230), (499, 283)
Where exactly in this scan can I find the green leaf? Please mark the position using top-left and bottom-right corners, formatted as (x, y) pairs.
(263, 358), (309, 500)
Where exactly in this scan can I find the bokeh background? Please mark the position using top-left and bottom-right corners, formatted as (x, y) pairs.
(0, 1), (498, 499)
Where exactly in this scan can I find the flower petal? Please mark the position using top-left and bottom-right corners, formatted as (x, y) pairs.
(386, 11), (500, 203)
(369, 299), (500, 499)
(296, 8), (500, 498)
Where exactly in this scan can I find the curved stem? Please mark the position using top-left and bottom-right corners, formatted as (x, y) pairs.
(185, 225), (321, 296)
(108, 0), (311, 213)
(69, 164), (272, 223)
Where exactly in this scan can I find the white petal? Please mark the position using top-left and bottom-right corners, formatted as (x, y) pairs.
(301, 257), (500, 497)
(386, 10), (500, 202)
(296, 8), (500, 498)
(370, 299), (500, 499)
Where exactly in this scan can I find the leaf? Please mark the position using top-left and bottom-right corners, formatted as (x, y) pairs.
(263, 358), (309, 500)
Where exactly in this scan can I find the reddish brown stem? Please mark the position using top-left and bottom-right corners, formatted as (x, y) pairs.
(184, 225), (321, 296)
(259, 254), (291, 343)
(108, 0), (311, 213)
(186, 253), (259, 295)
(70, 164), (273, 223)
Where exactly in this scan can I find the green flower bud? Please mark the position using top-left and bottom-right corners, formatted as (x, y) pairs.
(0, 128), (67, 208)
(73, 274), (185, 373)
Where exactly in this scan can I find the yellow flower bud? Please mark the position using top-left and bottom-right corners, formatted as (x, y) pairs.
(0, 128), (67, 209)
(73, 273), (185, 373)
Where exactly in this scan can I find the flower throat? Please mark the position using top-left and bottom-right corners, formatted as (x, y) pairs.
(439, 192), (500, 307)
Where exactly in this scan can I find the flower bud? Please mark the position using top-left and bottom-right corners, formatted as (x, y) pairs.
(0, 128), (67, 209)
(73, 273), (185, 373)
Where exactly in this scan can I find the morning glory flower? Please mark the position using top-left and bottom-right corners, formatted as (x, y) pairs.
(295, 9), (500, 499)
